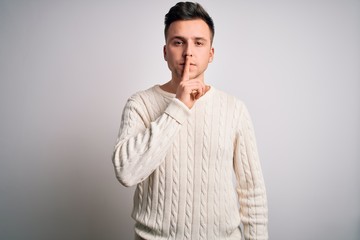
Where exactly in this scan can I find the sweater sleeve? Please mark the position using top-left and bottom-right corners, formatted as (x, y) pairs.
(112, 96), (190, 187)
(233, 102), (268, 240)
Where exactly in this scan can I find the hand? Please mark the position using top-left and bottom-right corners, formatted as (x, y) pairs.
(175, 55), (206, 109)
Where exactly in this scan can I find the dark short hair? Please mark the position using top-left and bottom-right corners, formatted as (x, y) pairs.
(164, 2), (215, 43)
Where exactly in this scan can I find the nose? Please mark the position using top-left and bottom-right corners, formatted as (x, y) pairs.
(183, 44), (193, 58)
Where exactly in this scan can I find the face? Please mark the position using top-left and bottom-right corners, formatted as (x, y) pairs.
(164, 19), (214, 81)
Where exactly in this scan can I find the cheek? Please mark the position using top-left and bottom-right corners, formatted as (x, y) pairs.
(168, 46), (184, 55)
(166, 50), (177, 61)
(199, 51), (212, 64)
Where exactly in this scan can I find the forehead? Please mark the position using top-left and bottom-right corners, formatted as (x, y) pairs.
(167, 19), (211, 40)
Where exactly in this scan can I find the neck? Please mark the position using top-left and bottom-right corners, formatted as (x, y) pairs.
(160, 79), (180, 94)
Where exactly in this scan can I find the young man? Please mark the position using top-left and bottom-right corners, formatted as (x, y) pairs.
(112, 2), (268, 240)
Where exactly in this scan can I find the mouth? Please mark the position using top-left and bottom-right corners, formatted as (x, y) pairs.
(180, 63), (196, 66)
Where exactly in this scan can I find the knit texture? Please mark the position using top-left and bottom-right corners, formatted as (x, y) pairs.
(113, 85), (268, 240)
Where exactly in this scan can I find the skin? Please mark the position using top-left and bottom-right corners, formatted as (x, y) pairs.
(160, 19), (214, 109)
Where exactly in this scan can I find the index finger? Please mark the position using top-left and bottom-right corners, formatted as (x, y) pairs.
(182, 55), (191, 81)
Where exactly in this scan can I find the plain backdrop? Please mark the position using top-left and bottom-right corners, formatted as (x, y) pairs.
(0, 0), (359, 239)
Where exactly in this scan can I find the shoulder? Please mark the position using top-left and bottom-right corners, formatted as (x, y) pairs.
(211, 86), (247, 112)
(125, 85), (164, 108)
(128, 85), (157, 102)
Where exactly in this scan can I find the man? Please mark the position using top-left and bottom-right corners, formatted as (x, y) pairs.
(112, 2), (268, 240)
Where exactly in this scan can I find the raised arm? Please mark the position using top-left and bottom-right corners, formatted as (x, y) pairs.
(112, 96), (190, 187)
(233, 102), (268, 240)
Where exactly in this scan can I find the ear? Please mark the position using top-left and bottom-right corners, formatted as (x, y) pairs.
(208, 47), (214, 63)
(163, 45), (167, 61)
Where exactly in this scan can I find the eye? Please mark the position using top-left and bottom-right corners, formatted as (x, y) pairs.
(195, 41), (204, 46)
(174, 40), (183, 45)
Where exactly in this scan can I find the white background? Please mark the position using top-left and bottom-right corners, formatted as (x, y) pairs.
(0, 0), (359, 239)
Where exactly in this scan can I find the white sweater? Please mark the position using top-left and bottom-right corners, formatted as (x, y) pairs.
(112, 85), (268, 240)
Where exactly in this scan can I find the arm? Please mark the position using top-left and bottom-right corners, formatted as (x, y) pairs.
(112, 96), (190, 187)
(113, 55), (205, 187)
(233, 103), (268, 240)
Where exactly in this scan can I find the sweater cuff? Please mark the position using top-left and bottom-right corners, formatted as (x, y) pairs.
(164, 98), (190, 124)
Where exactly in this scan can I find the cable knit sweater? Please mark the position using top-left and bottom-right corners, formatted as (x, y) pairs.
(112, 85), (268, 240)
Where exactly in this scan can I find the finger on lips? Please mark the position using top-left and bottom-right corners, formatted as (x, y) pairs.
(180, 55), (208, 100)
(182, 55), (191, 81)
